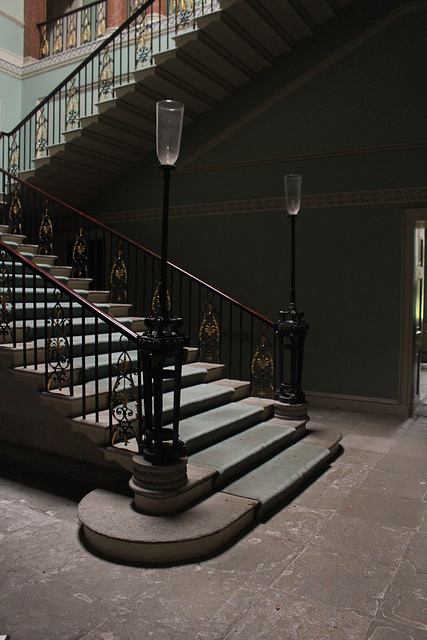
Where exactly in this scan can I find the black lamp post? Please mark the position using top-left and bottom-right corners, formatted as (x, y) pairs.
(275, 174), (308, 408)
(138, 100), (187, 473)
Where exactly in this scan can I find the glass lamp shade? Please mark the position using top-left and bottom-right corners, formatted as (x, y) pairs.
(284, 174), (302, 215)
(156, 100), (184, 165)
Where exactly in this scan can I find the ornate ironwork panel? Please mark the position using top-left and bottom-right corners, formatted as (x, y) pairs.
(0, 250), (13, 343)
(35, 106), (48, 158)
(81, 8), (91, 43)
(8, 185), (22, 235)
(39, 201), (53, 256)
(170, 0), (195, 32)
(67, 13), (77, 49)
(95, 1), (106, 39)
(8, 134), (19, 175)
(129, 0), (143, 16)
(98, 45), (114, 100)
(110, 336), (140, 446)
(65, 78), (79, 131)
(53, 19), (63, 54)
(110, 246), (128, 303)
(39, 24), (49, 58)
(46, 289), (71, 391)
(250, 323), (274, 399)
(199, 292), (220, 363)
(72, 227), (88, 278)
(151, 279), (171, 315)
(135, 10), (151, 68)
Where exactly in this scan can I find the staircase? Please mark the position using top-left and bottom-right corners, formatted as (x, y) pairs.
(3, 0), (358, 206)
(0, 223), (341, 563)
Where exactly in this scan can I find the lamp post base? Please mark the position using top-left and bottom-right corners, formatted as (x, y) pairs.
(131, 453), (188, 491)
(274, 399), (309, 421)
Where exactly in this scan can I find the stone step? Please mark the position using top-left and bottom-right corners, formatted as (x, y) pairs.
(77, 426), (341, 564)
(41, 373), (235, 419)
(189, 417), (305, 489)
(223, 440), (332, 519)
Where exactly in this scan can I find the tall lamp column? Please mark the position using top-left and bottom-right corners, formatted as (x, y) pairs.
(275, 174), (308, 413)
(131, 101), (188, 505)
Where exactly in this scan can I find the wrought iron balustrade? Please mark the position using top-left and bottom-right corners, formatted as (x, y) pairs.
(0, 168), (276, 399)
(38, 1), (108, 59)
(0, 238), (143, 445)
(1, 0), (218, 175)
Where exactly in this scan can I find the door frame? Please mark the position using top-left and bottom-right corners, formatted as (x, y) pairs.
(399, 208), (427, 415)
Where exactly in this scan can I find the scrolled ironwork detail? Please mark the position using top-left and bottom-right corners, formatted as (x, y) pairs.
(38, 200), (53, 256)
(81, 8), (91, 43)
(35, 106), (48, 158)
(170, 0), (195, 32)
(0, 250), (14, 343)
(72, 227), (88, 278)
(67, 13), (77, 49)
(151, 279), (171, 315)
(8, 134), (19, 175)
(39, 24), (49, 58)
(110, 246), (127, 303)
(110, 336), (140, 446)
(53, 19), (63, 54)
(199, 291), (220, 363)
(250, 323), (274, 399)
(98, 45), (113, 100)
(65, 77), (79, 131)
(8, 185), (22, 235)
(135, 10), (151, 68)
(95, 1), (106, 39)
(46, 289), (71, 391)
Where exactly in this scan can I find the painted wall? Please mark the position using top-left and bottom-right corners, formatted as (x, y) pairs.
(0, 1), (24, 23)
(88, 0), (427, 405)
(0, 6), (24, 131)
(61, 0), (427, 405)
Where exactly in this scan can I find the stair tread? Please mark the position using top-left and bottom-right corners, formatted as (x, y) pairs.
(223, 441), (331, 513)
(181, 401), (265, 453)
(189, 420), (297, 485)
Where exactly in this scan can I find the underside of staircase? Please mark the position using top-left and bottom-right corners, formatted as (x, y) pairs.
(18, 0), (358, 206)
(0, 226), (341, 563)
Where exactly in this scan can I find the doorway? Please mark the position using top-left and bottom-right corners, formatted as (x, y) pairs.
(399, 208), (427, 416)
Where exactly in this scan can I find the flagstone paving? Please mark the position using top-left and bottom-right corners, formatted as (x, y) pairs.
(0, 406), (426, 640)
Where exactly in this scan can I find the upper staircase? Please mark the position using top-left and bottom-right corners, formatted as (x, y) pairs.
(1, 0), (358, 206)
(0, 172), (341, 563)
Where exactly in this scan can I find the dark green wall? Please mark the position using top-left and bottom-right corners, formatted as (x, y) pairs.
(89, 0), (427, 402)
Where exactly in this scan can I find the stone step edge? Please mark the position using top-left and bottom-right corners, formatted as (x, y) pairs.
(77, 435), (338, 565)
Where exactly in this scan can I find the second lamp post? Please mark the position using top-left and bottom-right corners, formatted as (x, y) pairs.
(275, 174), (308, 410)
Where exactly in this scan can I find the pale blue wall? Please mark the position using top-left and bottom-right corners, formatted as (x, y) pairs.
(0, 6), (24, 131)
(0, 13), (24, 57)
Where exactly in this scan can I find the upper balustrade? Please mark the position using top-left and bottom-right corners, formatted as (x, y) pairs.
(38, 1), (108, 59)
(1, 0), (219, 178)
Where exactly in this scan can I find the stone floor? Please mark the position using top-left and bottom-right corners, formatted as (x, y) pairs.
(0, 405), (426, 640)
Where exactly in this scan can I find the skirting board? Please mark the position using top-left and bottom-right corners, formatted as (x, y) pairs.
(305, 391), (410, 417)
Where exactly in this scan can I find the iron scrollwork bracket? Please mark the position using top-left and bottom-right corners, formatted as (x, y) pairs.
(46, 289), (71, 391)
(250, 323), (274, 399)
(0, 250), (14, 344)
(199, 291), (220, 363)
(110, 335), (141, 446)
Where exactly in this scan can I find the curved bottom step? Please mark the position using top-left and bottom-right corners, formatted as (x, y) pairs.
(78, 425), (341, 564)
(79, 490), (257, 564)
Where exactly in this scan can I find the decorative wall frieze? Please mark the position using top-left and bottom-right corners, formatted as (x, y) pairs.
(97, 186), (427, 224)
